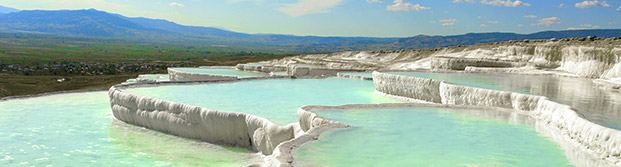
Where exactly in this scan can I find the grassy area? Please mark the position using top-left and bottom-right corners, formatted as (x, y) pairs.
(0, 73), (138, 98)
(0, 53), (301, 98)
(0, 32), (305, 98)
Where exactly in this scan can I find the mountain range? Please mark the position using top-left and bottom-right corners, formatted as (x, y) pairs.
(390, 30), (621, 49)
(0, 6), (620, 51)
(0, 5), (18, 13)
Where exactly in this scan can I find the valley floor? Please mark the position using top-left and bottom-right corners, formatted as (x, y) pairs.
(0, 73), (139, 98)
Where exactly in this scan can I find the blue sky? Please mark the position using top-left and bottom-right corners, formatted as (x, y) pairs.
(0, 0), (619, 37)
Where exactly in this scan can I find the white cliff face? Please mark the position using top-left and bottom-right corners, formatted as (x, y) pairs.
(599, 48), (621, 79)
(108, 85), (295, 155)
(439, 82), (542, 111)
(263, 106), (350, 167)
(258, 38), (621, 80)
(258, 50), (436, 71)
(372, 71), (442, 103)
(167, 68), (239, 82)
(558, 46), (619, 78)
(130, 74), (170, 84)
(372, 71), (621, 166)
(533, 99), (621, 165)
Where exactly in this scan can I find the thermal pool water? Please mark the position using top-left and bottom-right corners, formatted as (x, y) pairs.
(294, 107), (574, 166)
(123, 78), (401, 124)
(0, 92), (261, 167)
(3, 72), (618, 166)
(386, 72), (621, 129)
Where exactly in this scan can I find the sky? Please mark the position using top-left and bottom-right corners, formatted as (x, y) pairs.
(0, 0), (619, 37)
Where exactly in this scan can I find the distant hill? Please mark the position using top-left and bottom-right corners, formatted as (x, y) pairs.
(0, 8), (619, 51)
(120, 16), (251, 39)
(118, 14), (398, 45)
(390, 29), (621, 49)
(0, 5), (19, 13)
(0, 9), (167, 37)
(0, 9), (396, 47)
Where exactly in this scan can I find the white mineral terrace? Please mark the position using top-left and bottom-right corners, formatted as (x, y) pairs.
(104, 37), (621, 166)
(372, 71), (621, 166)
(104, 67), (620, 166)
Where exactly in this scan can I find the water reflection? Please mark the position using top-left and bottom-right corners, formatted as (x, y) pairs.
(295, 106), (614, 167)
(389, 72), (621, 129)
(124, 78), (402, 124)
(449, 106), (616, 167)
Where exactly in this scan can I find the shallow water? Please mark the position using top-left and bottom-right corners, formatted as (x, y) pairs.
(388, 72), (621, 130)
(124, 78), (402, 124)
(0, 92), (261, 166)
(171, 68), (268, 78)
(295, 107), (574, 167)
(138, 74), (170, 82)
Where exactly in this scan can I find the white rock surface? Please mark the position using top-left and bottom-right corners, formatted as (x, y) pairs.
(167, 68), (239, 81)
(108, 85), (294, 155)
(257, 38), (621, 80)
(373, 71), (621, 165)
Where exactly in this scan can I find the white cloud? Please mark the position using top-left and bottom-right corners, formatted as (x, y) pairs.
(278, 0), (344, 17)
(480, 24), (488, 27)
(579, 24), (592, 27)
(524, 15), (537, 19)
(439, 18), (457, 26)
(568, 24), (601, 30)
(488, 21), (499, 24)
(386, 0), (429, 11)
(557, 3), (565, 8)
(169, 2), (184, 7)
(453, 0), (475, 3)
(480, 0), (531, 7)
(617, 6), (621, 11)
(567, 27), (586, 30)
(454, 0), (530, 7)
(477, 16), (486, 19)
(610, 22), (618, 25)
(575, 1), (610, 8)
(367, 0), (383, 3)
(518, 24), (524, 27)
(537, 17), (561, 26)
(440, 19), (457, 22)
(226, 0), (249, 2)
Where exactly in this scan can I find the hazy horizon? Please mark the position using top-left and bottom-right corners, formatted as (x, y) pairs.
(0, 0), (619, 37)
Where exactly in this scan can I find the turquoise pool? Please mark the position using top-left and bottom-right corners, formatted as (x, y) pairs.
(0, 92), (261, 167)
(124, 78), (402, 124)
(171, 68), (268, 78)
(295, 107), (574, 167)
(387, 72), (621, 130)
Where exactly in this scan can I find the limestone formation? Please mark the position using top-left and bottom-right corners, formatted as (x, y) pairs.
(108, 82), (296, 155)
(168, 68), (240, 81)
(372, 71), (621, 165)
